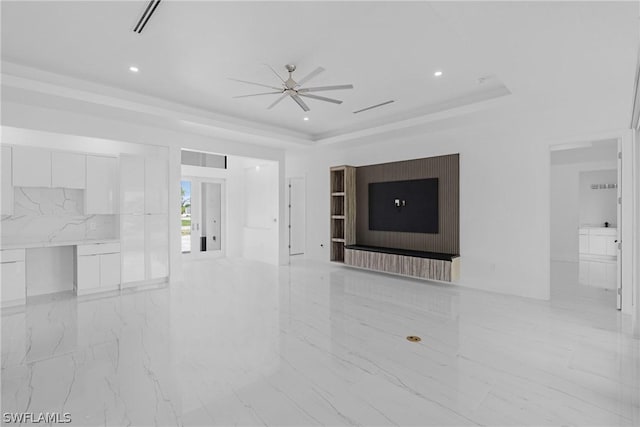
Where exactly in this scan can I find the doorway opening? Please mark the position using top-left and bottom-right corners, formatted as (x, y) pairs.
(550, 139), (621, 311)
(180, 150), (280, 265)
(181, 177), (225, 259)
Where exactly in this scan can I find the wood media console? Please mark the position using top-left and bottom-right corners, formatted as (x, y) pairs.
(344, 245), (459, 283)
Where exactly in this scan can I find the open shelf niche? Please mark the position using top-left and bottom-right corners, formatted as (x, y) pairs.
(329, 166), (356, 262)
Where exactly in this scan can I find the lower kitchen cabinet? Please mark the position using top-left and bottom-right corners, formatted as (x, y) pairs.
(0, 249), (26, 305)
(76, 243), (120, 295)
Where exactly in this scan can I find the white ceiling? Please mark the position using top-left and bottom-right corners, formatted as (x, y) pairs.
(1, 1), (638, 145)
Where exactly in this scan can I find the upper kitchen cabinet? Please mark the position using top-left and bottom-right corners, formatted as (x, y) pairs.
(144, 157), (168, 214)
(51, 152), (86, 189)
(1, 146), (13, 216)
(120, 154), (145, 215)
(12, 146), (51, 188)
(86, 155), (118, 214)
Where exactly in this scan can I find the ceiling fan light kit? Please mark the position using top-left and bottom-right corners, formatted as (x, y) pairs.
(231, 64), (354, 112)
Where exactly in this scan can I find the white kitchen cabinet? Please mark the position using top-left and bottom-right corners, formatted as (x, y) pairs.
(145, 157), (168, 214)
(77, 254), (100, 291)
(1, 249), (26, 305)
(100, 252), (121, 288)
(145, 214), (169, 279)
(76, 243), (120, 295)
(86, 155), (118, 214)
(121, 214), (145, 283)
(52, 151), (86, 189)
(120, 154), (145, 215)
(1, 146), (13, 216)
(12, 146), (51, 188)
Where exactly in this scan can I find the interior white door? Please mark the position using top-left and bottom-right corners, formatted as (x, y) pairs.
(616, 145), (622, 310)
(289, 177), (305, 255)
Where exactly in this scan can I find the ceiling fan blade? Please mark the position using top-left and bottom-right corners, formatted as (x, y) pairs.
(296, 66), (325, 86)
(267, 93), (288, 110)
(265, 64), (286, 84)
(290, 94), (310, 112)
(233, 91), (283, 99)
(298, 93), (343, 104)
(298, 84), (354, 93)
(228, 78), (282, 91)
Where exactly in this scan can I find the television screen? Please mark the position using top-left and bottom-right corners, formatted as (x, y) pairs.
(368, 178), (438, 233)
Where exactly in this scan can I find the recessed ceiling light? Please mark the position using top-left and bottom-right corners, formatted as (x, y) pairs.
(303, 117), (309, 121)
(434, 70), (443, 77)
(129, 66), (139, 73)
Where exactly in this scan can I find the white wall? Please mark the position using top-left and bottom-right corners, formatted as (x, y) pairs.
(579, 170), (617, 227)
(287, 129), (552, 300)
(550, 161), (616, 262)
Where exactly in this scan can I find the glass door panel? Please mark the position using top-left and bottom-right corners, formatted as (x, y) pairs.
(180, 180), (192, 254)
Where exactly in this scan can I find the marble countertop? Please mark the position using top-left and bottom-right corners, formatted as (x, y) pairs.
(1, 238), (120, 251)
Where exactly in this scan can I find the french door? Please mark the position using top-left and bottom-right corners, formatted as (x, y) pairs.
(181, 177), (225, 259)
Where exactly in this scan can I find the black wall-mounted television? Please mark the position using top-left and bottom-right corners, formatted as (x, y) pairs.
(368, 178), (439, 233)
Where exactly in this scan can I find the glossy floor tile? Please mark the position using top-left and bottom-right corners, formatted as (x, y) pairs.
(1, 258), (639, 426)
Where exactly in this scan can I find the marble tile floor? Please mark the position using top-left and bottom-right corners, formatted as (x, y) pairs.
(1, 258), (639, 426)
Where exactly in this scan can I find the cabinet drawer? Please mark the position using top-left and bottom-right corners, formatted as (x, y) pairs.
(77, 242), (120, 256)
(0, 249), (26, 263)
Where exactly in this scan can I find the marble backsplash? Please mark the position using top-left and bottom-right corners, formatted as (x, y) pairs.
(1, 188), (118, 245)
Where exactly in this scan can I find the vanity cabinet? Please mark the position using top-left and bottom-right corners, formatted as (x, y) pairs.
(1, 146), (13, 216)
(12, 146), (52, 188)
(76, 243), (121, 295)
(579, 227), (617, 257)
(51, 152), (86, 189)
(0, 249), (26, 305)
(86, 155), (118, 214)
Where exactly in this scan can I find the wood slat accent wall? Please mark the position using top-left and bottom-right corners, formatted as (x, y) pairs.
(356, 154), (459, 254)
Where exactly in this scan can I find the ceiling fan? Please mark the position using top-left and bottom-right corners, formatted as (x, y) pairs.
(230, 64), (354, 112)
